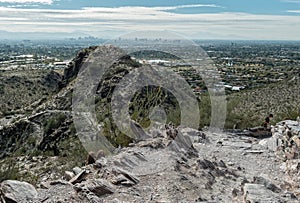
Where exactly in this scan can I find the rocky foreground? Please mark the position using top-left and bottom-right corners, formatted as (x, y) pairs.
(1, 120), (300, 203)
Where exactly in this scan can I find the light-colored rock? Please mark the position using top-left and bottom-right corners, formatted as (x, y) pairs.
(72, 166), (83, 175)
(222, 141), (252, 149)
(259, 135), (281, 151)
(292, 136), (300, 147)
(243, 183), (280, 202)
(64, 171), (75, 181)
(94, 157), (107, 168)
(0, 180), (37, 203)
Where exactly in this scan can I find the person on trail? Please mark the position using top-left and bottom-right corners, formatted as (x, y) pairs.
(263, 114), (273, 131)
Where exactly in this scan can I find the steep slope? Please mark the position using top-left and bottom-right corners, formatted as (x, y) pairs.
(225, 78), (300, 129)
(0, 45), (153, 184)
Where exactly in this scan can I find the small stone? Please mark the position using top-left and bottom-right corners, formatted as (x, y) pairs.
(227, 162), (234, 166)
(96, 150), (105, 159)
(292, 136), (300, 147)
(218, 160), (227, 168)
(112, 174), (126, 184)
(64, 171), (75, 181)
(69, 170), (88, 184)
(94, 157), (107, 168)
(40, 182), (49, 189)
(72, 167), (82, 175)
(111, 198), (122, 203)
(49, 180), (69, 185)
(32, 156), (38, 162)
(112, 167), (140, 184)
(232, 188), (239, 197)
(86, 152), (97, 164)
(112, 174), (135, 186)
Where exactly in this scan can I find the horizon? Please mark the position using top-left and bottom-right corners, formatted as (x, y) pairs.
(1, 37), (300, 43)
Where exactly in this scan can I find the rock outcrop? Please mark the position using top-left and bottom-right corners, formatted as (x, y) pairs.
(0, 45), (143, 185)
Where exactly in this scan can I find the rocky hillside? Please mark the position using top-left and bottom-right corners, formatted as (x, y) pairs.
(1, 122), (300, 202)
(0, 45), (160, 185)
(1, 45), (300, 202)
(0, 69), (61, 117)
(226, 78), (300, 129)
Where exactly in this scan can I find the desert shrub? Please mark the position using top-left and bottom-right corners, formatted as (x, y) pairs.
(129, 86), (181, 127)
(199, 94), (211, 128)
(0, 84), (4, 94)
(0, 161), (21, 182)
(43, 113), (67, 135)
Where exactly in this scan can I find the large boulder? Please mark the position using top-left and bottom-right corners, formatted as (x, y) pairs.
(272, 120), (300, 160)
(0, 180), (37, 203)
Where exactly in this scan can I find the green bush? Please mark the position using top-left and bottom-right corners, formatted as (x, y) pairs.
(43, 113), (67, 135)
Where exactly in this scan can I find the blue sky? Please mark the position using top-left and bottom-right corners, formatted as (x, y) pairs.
(0, 0), (299, 40)
(1, 0), (299, 15)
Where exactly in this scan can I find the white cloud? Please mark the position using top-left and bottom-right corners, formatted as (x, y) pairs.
(282, 0), (300, 3)
(286, 10), (300, 13)
(0, 0), (53, 4)
(149, 4), (222, 11)
(0, 5), (299, 40)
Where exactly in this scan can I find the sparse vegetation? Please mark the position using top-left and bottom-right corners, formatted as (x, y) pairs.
(0, 69), (60, 117)
(0, 42), (299, 188)
(43, 113), (67, 135)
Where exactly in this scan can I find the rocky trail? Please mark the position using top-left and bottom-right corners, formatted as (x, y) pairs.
(1, 120), (300, 203)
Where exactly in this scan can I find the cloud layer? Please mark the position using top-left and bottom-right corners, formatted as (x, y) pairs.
(0, 0), (52, 4)
(0, 5), (299, 40)
(282, 0), (300, 3)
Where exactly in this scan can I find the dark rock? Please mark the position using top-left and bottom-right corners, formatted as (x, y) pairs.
(218, 160), (227, 168)
(232, 188), (239, 197)
(86, 151), (96, 164)
(253, 176), (281, 193)
(111, 174), (135, 186)
(63, 47), (97, 82)
(49, 180), (70, 186)
(87, 179), (115, 197)
(69, 170), (88, 184)
(112, 167), (140, 184)
(198, 159), (216, 170)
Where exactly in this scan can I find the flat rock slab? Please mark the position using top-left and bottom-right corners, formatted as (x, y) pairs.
(222, 141), (252, 149)
(244, 183), (281, 203)
(87, 179), (115, 197)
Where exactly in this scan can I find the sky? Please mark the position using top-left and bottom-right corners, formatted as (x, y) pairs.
(0, 0), (299, 40)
